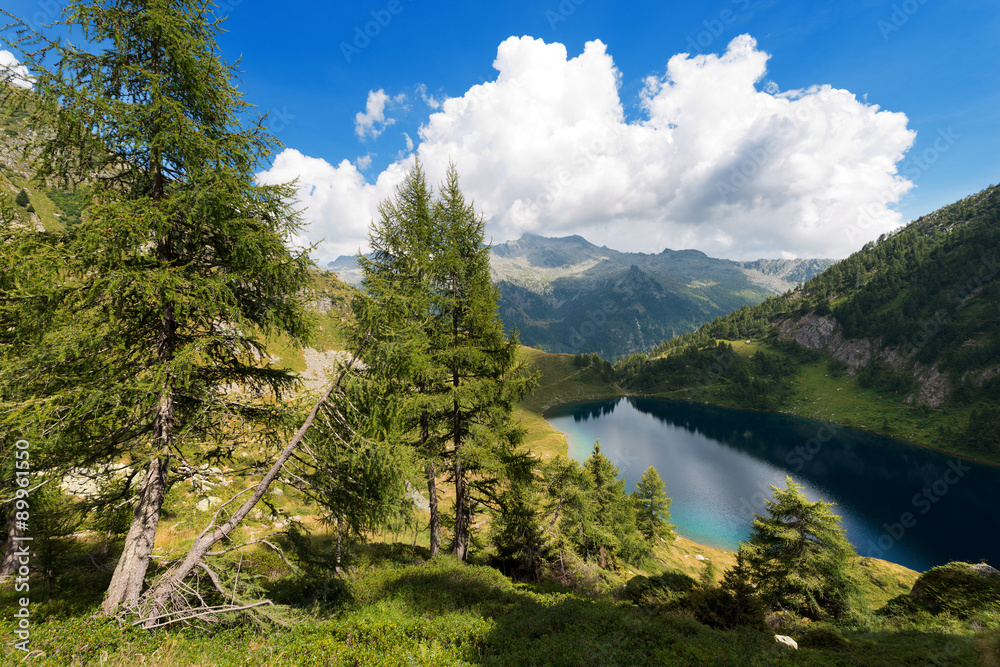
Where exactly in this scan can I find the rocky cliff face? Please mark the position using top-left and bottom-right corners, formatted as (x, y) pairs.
(778, 313), (952, 407)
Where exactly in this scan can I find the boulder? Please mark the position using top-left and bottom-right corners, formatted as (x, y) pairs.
(774, 635), (798, 650)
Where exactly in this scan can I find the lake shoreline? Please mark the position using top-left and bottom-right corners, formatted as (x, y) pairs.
(544, 393), (1000, 470)
(544, 395), (1000, 573)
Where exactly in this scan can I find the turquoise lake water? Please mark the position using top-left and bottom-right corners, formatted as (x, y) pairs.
(545, 397), (1000, 572)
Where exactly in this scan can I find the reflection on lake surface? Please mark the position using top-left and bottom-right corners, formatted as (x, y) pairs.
(545, 397), (1000, 572)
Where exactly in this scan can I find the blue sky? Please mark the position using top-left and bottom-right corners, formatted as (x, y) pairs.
(3, 0), (998, 262)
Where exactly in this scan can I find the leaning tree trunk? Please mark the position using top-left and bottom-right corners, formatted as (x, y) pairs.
(137, 341), (366, 627)
(102, 454), (169, 614)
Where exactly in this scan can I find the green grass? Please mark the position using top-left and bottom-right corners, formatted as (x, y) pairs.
(1, 551), (988, 666)
(519, 347), (625, 415)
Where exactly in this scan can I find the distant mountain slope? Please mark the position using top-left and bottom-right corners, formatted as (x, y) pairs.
(489, 234), (833, 359)
(622, 183), (1000, 461)
(1, 85), (90, 231)
(328, 234), (834, 360)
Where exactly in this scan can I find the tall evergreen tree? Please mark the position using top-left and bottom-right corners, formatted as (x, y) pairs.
(1, 0), (311, 614)
(351, 162), (446, 554)
(431, 165), (535, 560)
(353, 162), (535, 561)
(744, 476), (863, 620)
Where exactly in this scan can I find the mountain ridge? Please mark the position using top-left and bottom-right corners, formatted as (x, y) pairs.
(327, 233), (835, 359)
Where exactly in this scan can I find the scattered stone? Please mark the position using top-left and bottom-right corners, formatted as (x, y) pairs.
(61, 464), (134, 499)
(406, 482), (430, 511)
(694, 554), (707, 561)
(196, 496), (222, 512)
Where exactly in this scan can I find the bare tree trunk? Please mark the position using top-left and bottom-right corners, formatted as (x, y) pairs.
(0, 501), (22, 578)
(426, 462), (439, 557)
(102, 455), (169, 614)
(453, 449), (466, 560)
(334, 514), (343, 574)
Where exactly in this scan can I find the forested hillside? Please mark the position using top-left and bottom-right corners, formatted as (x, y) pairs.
(614, 184), (1000, 462)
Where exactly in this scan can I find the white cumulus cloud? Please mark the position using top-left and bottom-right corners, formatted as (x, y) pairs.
(354, 89), (407, 140)
(0, 50), (33, 89)
(261, 35), (916, 263)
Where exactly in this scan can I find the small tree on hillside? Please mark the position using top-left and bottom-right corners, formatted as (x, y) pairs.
(744, 476), (863, 620)
(582, 442), (648, 565)
(351, 162), (536, 561)
(14, 188), (28, 207)
(632, 465), (675, 543)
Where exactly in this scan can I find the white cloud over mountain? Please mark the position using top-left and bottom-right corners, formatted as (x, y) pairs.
(259, 35), (916, 263)
(0, 50), (33, 89)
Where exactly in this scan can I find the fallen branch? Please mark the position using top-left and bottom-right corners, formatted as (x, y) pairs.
(134, 601), (274, 629)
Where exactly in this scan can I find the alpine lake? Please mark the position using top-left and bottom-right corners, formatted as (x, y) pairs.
(545, 397), (1000, 572)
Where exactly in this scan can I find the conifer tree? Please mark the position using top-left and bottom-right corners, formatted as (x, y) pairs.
(539, 455), (597, 575)
(632, 465), (675, 543)
(353, 162), (535, 560)
(431, 165), (535, 560)
(582, 442), (647, 564)
(351, 162), (447, 554)
(1, 0), (311, 614)
(744, 476), (862, 620)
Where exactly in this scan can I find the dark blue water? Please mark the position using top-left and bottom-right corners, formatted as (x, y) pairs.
(545, 397), (1000, 572)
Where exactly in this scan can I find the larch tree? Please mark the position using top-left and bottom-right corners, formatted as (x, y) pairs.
(430, 165), (535, 560)
(350, 162), (446, 555)
(353, 162), (535, 561)
(743, 476), (863, 620)
(1, 0), (311, 614)
(582, 441), (647, 564)
(632, 465), (675, 543)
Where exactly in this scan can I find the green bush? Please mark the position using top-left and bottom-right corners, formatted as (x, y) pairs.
(908, 562), (1000, 618)
(876, 593), (929, 618)
(623, 569), (697, 607)
(797, 622), (850, 649)
(687, 585), (766, 631)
